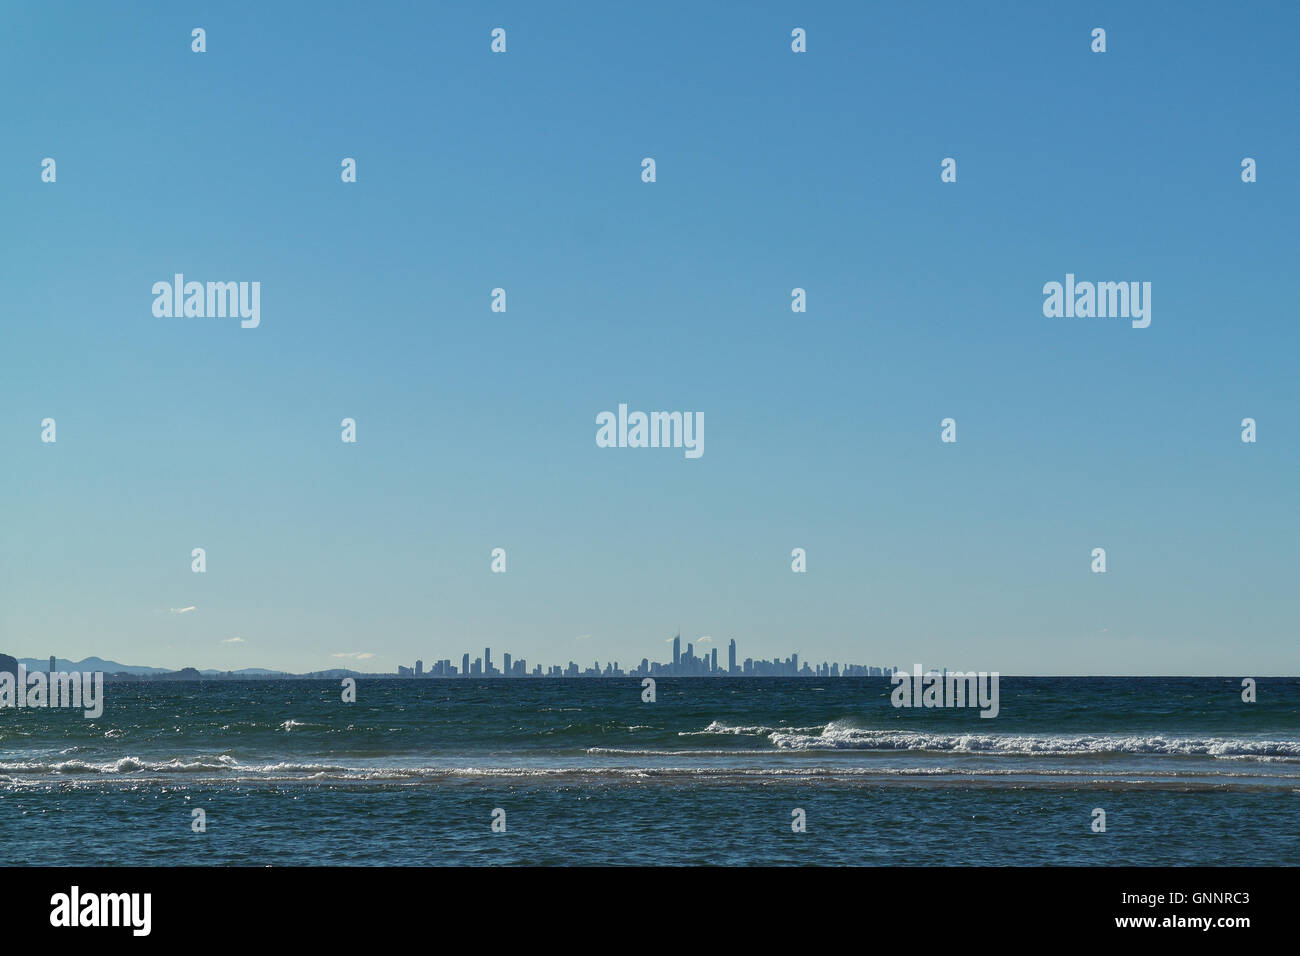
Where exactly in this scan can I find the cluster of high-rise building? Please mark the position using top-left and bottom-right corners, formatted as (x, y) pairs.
(395, 633), (896, 679)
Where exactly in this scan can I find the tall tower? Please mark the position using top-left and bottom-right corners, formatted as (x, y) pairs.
(49, 655), (56, 674)
(672, 633), (681, 670)
(462, 652), (470, 677)
(484, 647), (492, 675)
(728, 638), (736, 674)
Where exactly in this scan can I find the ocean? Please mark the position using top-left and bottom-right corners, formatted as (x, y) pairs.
(1, 677), (1297, 865)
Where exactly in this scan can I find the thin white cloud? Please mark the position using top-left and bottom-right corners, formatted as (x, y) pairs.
(332, 652), (375, 660)
(169, 606), (196, 614)
(575, 634), (592, 642)
(696, 635), (713, 643)
(221, 636), (245, 644)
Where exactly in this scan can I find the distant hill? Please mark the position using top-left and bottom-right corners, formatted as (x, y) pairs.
(18, 656), (172, 675)
(7, 657), (361, 679)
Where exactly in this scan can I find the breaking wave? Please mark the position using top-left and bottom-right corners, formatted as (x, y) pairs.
(674, 719), (1300, 759)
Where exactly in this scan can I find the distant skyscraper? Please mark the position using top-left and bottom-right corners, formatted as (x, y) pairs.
(503, 652), (511, 676)
(673, 633), (680, 669)
(49, 655), (56, 673)
(415, 659), (423, 677)
(484, 647), (492, 675)
(728, 639), (736, 674)
(462, 653), (470, 677)
(710, 648), (717, 673)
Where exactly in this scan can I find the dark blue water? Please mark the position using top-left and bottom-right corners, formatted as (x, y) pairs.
(2, 677), (1297, 865)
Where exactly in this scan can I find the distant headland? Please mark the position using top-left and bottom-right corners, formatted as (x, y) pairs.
(0, 655), (363, 681)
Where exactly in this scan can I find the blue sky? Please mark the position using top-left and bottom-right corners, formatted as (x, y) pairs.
(2, 2), (1296, 674)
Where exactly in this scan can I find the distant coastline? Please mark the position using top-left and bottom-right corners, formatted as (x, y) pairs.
(1, 657), (1294, 680)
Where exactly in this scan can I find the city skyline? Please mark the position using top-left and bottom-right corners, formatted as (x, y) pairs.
(397, 633), (899, 679)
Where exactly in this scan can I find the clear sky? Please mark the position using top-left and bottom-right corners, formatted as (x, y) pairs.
(2, 2), (1296, 675)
